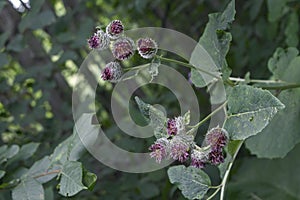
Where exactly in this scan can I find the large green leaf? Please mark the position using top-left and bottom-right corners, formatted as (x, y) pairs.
(246, 53), (300, 158)
(58, 161), (87, 197)
(227, 143), (300, 199)
(167, 165), (211, 200)
(190, 0), (235, 87)
(12, 177), (44, 200)
(285, 11), (299, 47)
(225, 85), (284, 140)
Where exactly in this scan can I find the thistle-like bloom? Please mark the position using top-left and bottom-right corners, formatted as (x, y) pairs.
(167, 116), (185, 136)
(106, 20), (124, 39)
(101, 62), (123, 82)
(137, 38), (158, 59)
(204, 127), (228, 151)
(190, 148), (209, 169)
(169, 136), (190, 162)
(112, 37), (135, 61)
(88, 30), (110, 50)
(208, 148), (224, 165)
(149, 138), (169, 163)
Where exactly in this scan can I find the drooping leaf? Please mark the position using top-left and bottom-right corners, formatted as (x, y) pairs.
(246, 53), (300, 158)
(12, 177), (44, 200)
(225, 85), (285, 140)
(82, 168), (97, 191)
(227, 143), (300, 199)
(135, 96), (167, 138)
(167, 165), (211, 200)
(190, 0), (235, 87)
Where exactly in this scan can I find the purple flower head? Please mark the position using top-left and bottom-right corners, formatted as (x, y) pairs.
(149, 138), (169, 163)
(170, 136), (190, 162)
(208, 148), (225, 165)
(167, 116), (185, 136)
(101, 62), (123, 82)
(137, 38), (158, 59)
(106, 20), (124, 39)
(112, 37), (135, 61)
(88, 30), (110, 50)
(204, 127), (228, 151)
(190, 148), (210, 169)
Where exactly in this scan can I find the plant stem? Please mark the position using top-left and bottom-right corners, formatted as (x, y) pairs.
(207, 187), (221, 200)
(156, 55), (221, 80)
(33, 169), (61, 179)
(188, 101), (227, 130)
(220, 140), (244, 200)
(229, 77), (300, 90)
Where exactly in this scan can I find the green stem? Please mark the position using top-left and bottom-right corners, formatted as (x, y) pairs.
(229, 77), (286, 84)
(188, 101), (227, 130)
(207, 187), (221, 200)
(260, 83), (300, 90)
(220, 140), (244, 200)
(156, 55), (221, 80)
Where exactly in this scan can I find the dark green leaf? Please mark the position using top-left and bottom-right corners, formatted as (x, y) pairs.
(267, 0), (288, 22)
(82, 168), (97, 191)
(227, 143), (300, 199)
(246, 54), (300, 158)
(6, 35), (26, 52)
(138, 182), (160, 199)
(168, 165), (211, 200)
(225, 85), (284, 140)
(12, 177), (44, 200)
(58, 161), (86, 197)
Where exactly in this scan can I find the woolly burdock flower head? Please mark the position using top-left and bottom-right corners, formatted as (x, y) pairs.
(190, 148), (210, 169)
(208, 148), (225, 165)
(137, 38), (158, 59)
(167, 116), (185, 136)
(204, 127), (228, 151)
(88, 30), (110, 50)
(101, 62), (123, 82)
(170, 135), (190, 162)
(112, 37), (135, 61)
(149, 138), (169, 163)
(106, 20), (124, 39)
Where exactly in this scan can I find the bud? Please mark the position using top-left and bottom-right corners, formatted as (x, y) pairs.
(137, 38), (158, 59)
(106, 20), (124, 39)
(101, 62), (123, 82)
(88, 30), (110, 50)
(169, 135), (190, 162)
(167, 116), (185, 136)
(149, 138), (169, 163)
(112, 37), (135, 61)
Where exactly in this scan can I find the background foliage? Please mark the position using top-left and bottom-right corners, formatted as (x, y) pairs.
(0, 0), (300, 199)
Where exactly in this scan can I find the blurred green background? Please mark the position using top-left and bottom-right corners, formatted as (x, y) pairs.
(0, 0), (299, 199)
